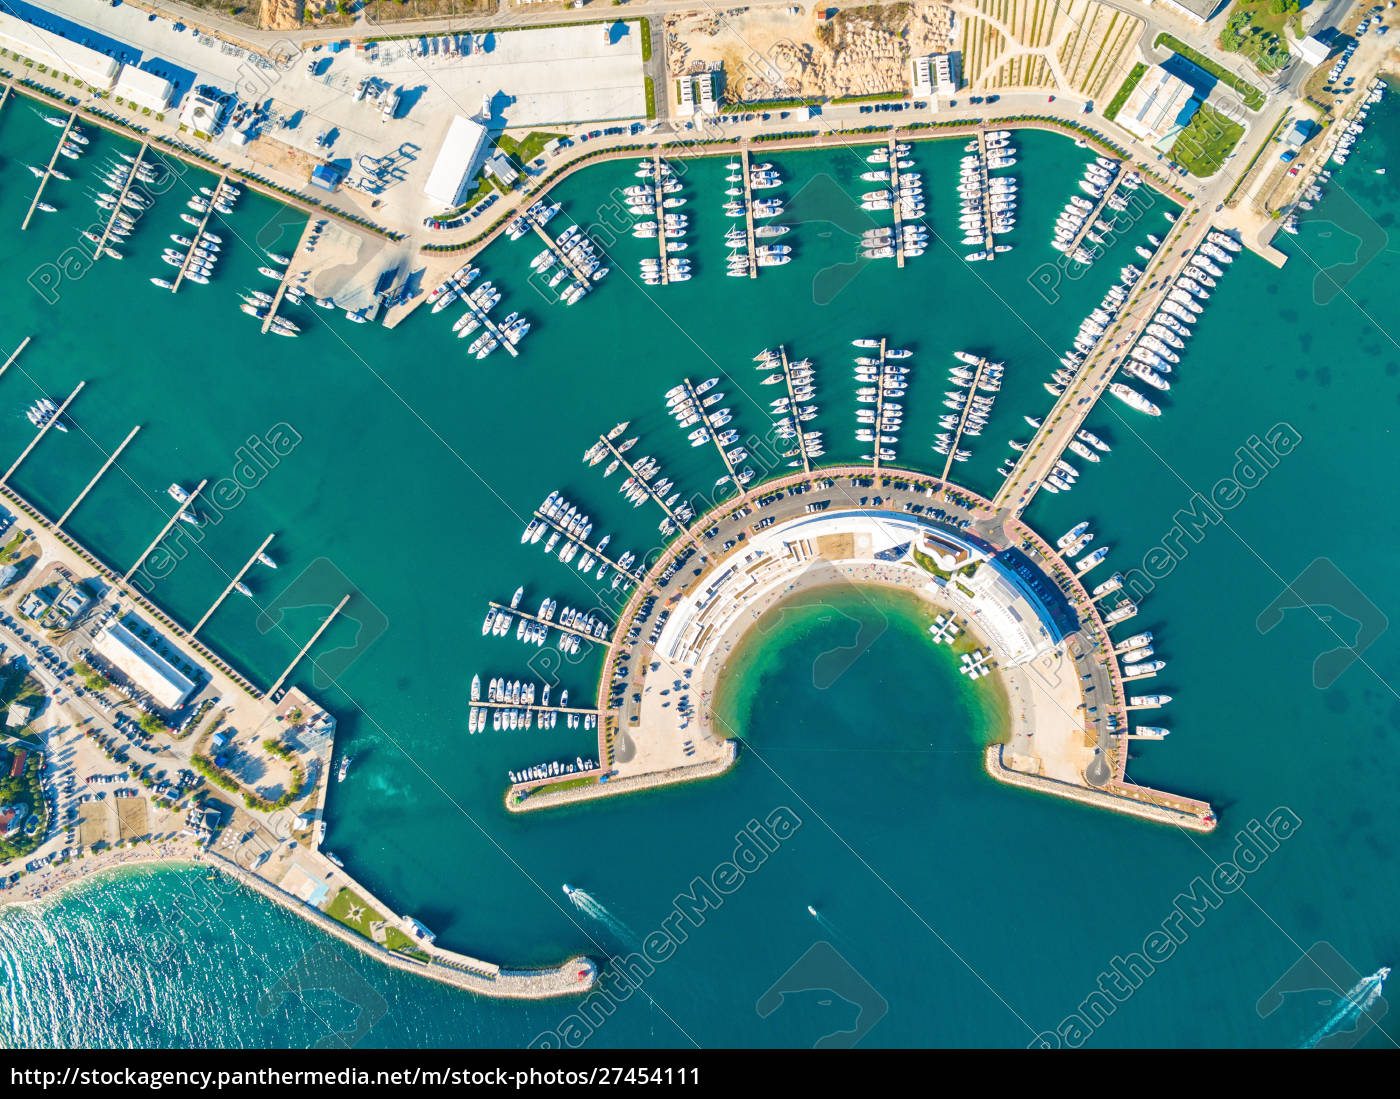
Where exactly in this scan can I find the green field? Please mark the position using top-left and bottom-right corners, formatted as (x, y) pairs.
(1170, 105), (1246, 177)
(1104, 63), (1147, 122)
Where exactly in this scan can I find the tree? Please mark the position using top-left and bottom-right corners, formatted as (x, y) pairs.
(1221, 24), (1243, 51)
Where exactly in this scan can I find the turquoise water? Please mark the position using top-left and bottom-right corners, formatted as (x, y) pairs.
(1, 89), (1398, 1047)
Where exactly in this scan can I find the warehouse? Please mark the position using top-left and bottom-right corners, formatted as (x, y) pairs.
(92, 619), (198, 711)
(423, 115), (490, 209)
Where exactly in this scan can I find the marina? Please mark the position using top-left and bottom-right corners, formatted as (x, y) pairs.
(0, 40), (1397, 1040)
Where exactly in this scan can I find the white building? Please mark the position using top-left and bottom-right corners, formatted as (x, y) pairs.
(92, 620), (197, 711)
(1116, 65), (1199, 146)
(1295, 36), (1330, 67)
(1148, 0), (1225, 24)
(114, 66), (174, 112)
(180, 93), (223, 137)
(912, 54), (958, 97)
(0, 11), (119, 91)
(424, 115), (490, 209)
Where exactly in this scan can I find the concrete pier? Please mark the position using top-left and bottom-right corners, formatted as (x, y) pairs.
(122, 478), (207, 582)
(21, 112), (76, 232)
(532, 221), (592, 302)
(93, 144), (149, 259)
(1065, 162), (1126, 255)
(740, 147), (757, 278)
(993, 212), (1206, 514)
(55, 425), (141, 531)
(192, 532), (277, 638)
(1, 381), (84, 488)
(171, 175), (224, 294)
(260, 218), (317, 334)
(888, 136), (906, 269)
(268, 593), (350, 696)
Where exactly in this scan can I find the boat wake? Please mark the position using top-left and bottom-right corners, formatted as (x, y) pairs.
(563, 886), (639, 947)
(1300, 966), (1389, 1049)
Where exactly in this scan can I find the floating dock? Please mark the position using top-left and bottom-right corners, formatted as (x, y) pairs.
(487, 600), (611, 645)
(777, 346), (814, 473)
(1065, 163), (1125, 255)
(122, 476), (206, 582)
(938, 353), (995, 487)
(534, 499), (644, 584)
(888, 136), (906, 269)
(683, 376), (749, 499)
(591, 432), (709, 561)
(532, 221), (592, 301)
(192, 532), (277, 637)
(269, 592), (350, 696)
(260, 219), (318, 335)
(0, 336), (31, 380)
(55, 425), (140, 531)
(651, 153), (670, 286)
(93, 144), (149, 260)
(1, 381), (83, 488)
(871, 338), (890, 473)
(171, 174), (225, 293)
(740, 147), (758, 279)
(21, 112), (76, 232)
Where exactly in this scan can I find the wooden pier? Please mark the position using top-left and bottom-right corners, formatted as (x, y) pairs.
(591, 432), (709, 561)
(488, 601), (610, 644)
(55, 425), (140, 531)
(21, 113), (76, 231)
(171, 174), (225, 294)
(268, 593), (350, 696)
(1065, 163), (1126, 255)
(93, 144), (149, 260)
(887, 136), (906, 269)
(740, 148), (757, 278)
(1, 381), (84, 488)
(777, 346), (813, 474)
(938, 353), (995, 487)
(651, 153), (670, 286)
(122, 478), (207, 582)
(683, 376), (749, 500)
(191, 532), (277, 638)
